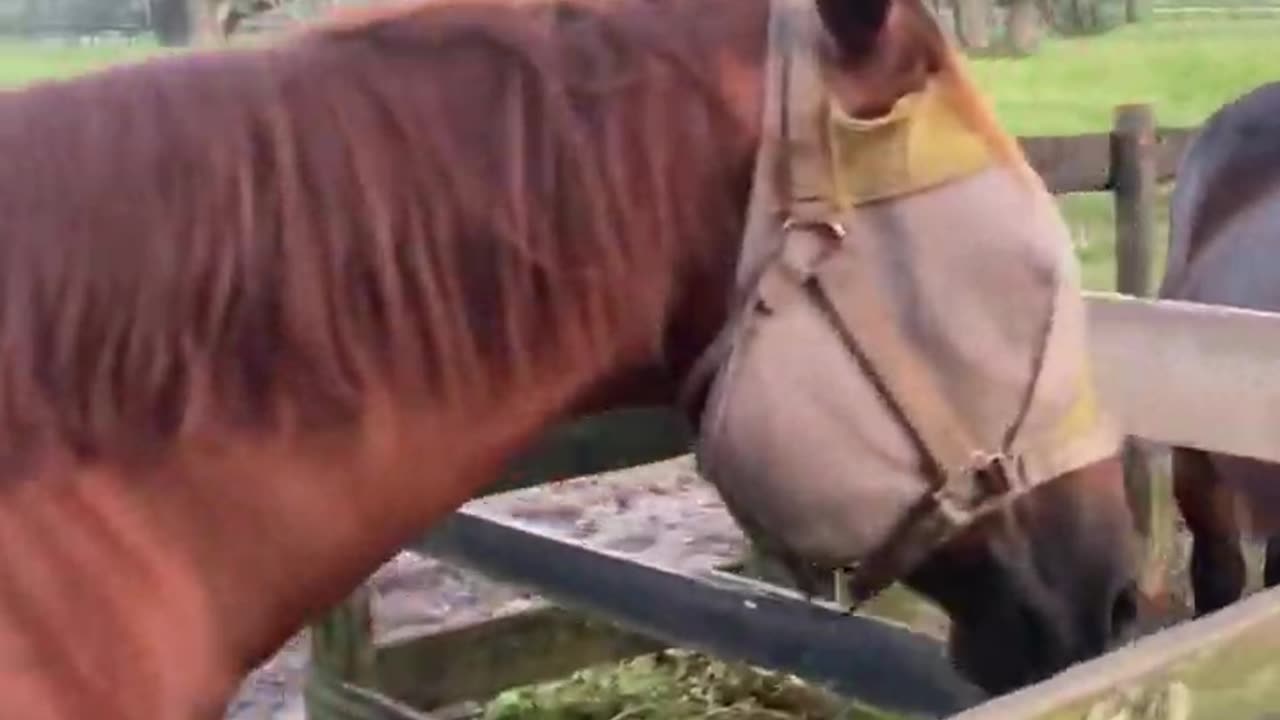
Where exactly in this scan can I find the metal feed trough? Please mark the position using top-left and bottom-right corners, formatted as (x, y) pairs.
(299, 291), (1280, 720)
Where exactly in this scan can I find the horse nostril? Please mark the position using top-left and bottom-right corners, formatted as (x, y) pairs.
(1109, 581), (1140, 641)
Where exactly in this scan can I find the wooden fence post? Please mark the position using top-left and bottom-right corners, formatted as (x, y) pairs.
(305, 584), (407, 719)
(1113, 104), (1155, 299)
(1112, 104), (1162, 582)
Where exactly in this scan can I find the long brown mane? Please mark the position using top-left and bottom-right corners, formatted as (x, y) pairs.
(0, 0), (1031, 477)
(0, 0), (764, 474)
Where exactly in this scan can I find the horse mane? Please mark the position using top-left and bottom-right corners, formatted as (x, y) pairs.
(0, 0), (1032, 475)
(0, 0), (756, 471)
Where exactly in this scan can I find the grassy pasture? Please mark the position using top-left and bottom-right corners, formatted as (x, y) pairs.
(968, 16), (1280, 291)
(2, 14), (1278, 720)
(0, 38), (161, 88)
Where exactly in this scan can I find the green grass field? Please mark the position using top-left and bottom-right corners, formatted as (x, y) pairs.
(966, 17), (1280, 291)
(0, 39), (162, 88)
(1, 15), (1276, 720)
(970, 18), (1280, 134)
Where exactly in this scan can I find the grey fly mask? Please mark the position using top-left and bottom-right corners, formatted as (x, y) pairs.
(682, 0), (1121, 607)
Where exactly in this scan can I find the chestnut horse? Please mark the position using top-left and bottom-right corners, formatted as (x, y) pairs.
(0, 0), (1138, 716)
(1160, 80), (1280, 617)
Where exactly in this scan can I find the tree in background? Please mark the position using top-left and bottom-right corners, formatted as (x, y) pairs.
(1002, 0), (1045, 55)
(952, 0), (995, 50)
(1, 0), (144, 34)
(929, 0), (1041, 54)
(151, 0), (286, 44)
(148, 0), (192, 44)
(1039, 0), (1127, 34)
(66, 0), (138, 30)
(926, 0), (1130, 55)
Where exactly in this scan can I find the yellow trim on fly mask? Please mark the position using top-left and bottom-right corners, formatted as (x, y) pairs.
(826, 78), (994, 209)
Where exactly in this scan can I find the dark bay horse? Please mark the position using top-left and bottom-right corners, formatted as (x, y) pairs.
(0, 0), (1138, 716)
(1159, 80), (1280, 617)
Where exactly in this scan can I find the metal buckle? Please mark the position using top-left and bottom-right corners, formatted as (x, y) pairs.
(831, 565), (874, 614)
(832, 567), (852, 610)
(932, 452), (1028, 532)
(826, 454), (1029, 616)
(758, 218), (845, 313)
(781, 217), (847, 241)
(969, 451), (1025, 495)
(930, 487), (975, 529)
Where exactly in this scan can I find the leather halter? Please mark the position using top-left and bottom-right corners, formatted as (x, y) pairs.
(679, 0), (1065, 608)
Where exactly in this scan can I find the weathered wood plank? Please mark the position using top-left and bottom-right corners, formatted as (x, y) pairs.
(310, 584), (378, 688)
(305, 668), (443, 720)
(1112, 105), (1157, 299)
(1085, 292), (1280, 465)
(950, 584), (1280, 720)
(1156, 128), (1198, 183)
(414, 466), (988, 717)
(372, 604), (663, 710)
(1018, 126), (1196, 194)
(1021, 132), (1114, 193)
(1110, 105), (1161, 574)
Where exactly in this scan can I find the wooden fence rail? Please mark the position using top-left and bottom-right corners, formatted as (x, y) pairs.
(303, 103), (1212, 720)
(1018, 121), (1194, 195)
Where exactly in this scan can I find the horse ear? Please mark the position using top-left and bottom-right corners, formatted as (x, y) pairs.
(815, 0), (893, 58)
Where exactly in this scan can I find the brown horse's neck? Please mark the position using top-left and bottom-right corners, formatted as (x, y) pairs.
(0, 378), (616, 719)
(0, 3), (768, 719)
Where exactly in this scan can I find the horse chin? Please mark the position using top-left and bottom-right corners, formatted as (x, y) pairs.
(947, 618), (1055, 696)
(943, 577), (1140, 697)
(909, 543), (1138, 697)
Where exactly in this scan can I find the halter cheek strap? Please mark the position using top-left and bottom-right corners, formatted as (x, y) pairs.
(675, 0), (816, 416)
